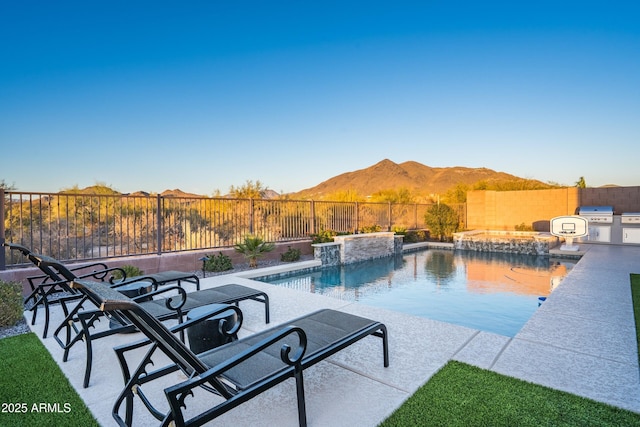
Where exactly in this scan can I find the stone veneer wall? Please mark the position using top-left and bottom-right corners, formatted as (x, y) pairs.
(313, 232), (402, 266)
(312, 242), (341, 266)
(453, 230), (559, 255)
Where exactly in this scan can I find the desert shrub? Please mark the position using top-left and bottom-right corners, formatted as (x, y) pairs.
(235, 235), (275, 268)
(0, 280), (24, 327)
(281, 246), (301, 262)
(311, 229), (337, 244)
(360, 224), (382, 233)
(204, 252), (233, 272)
(515, 222), (534, 231)
(424, 203), (460, 242)
(111, 264), (144, 280)
(404, 230), (429, 243)
(391, 225), (407, 235)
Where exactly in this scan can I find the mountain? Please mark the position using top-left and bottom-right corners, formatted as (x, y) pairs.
(160, 189), (206, 198)
(65, 160), (548, 200)
(290, 159), (543, 200)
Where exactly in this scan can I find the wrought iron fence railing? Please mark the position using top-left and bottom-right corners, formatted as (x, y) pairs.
(1, 189), (466, 269)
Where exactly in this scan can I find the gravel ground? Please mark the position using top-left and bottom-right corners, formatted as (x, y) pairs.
(0, 255), (313, 340)
(0, 318), (30, 339)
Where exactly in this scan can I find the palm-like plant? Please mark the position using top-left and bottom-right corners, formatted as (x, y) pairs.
(234, 235), (275, 268)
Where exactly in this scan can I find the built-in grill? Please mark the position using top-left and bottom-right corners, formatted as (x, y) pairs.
(578, 206), (614, 223)
(621, 212), (640, 224)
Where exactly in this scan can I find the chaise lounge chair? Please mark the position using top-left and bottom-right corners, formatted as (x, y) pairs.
(31, 254), (271, 388)
(71, 278), (389, 427)
(3, 242), (200, 338)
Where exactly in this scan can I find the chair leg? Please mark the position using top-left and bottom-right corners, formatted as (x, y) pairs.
(295, 369), (307, 427)
(30, 298), (39, 326)
(42, 296), (53, 338)
(264, 294), (270, 324)
(77, 312), (100, 388)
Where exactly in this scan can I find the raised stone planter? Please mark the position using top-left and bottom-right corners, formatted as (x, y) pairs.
(313, 232), (403, 266)
(453, 230), (559, 255)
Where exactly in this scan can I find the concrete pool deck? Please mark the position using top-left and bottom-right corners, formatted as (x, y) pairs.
(24, 243), (640, 425)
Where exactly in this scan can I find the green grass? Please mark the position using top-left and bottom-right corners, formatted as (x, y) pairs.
(2, 276), (640, 427)
(381, 274), (640, 427)
(380, 361), (640, 427)
(0, 333), (99, 427)
(632, 274), (640, 367)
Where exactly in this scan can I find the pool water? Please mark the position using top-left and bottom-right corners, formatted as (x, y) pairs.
(262, 249), (577, 337)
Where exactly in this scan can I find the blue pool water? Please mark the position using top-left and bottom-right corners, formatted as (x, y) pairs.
(261, 250), (577, 337)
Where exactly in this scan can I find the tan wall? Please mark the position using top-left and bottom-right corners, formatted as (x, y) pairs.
(467, 188), (580, 231)
(580, 187), (640, 214)
(466, 186), (640, 231)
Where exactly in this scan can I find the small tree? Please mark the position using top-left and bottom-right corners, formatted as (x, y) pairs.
(228, 180), (270, 199)
(424, 203), (460, 242)
(234, 235), (275, 268)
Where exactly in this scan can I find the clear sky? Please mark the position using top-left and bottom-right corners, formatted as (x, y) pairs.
(1, 1), (639, 195)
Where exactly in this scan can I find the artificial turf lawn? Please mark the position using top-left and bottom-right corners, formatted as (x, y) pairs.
(382, 275), (640, 427)
(632, 274), (640, 367)
(0, 333), (99, 427)
(380, 360), (640, 427)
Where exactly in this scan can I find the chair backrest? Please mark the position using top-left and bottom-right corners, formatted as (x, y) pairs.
(3, 243), (77, 287)
(32, 253), (82, 282)
(71, 279), (215, 381)
(3, 242), (33, 258)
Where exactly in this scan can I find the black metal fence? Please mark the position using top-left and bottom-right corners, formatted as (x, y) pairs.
(1, 189), (465, 269)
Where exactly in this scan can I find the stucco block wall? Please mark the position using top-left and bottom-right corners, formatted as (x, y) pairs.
(468, 188), (580, 231)
(467, 186), (640, 231)
(580, 187), (640, 214)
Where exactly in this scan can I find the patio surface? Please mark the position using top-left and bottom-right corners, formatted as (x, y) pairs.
(25, 243), (640, 426)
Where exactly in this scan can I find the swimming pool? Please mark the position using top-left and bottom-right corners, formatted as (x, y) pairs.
(261, 249), (577, 337)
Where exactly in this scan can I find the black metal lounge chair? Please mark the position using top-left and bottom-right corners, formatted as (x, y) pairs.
(3, 242), (200, 337)
(31, 254), (270, 388)
(71, 278), (389, 427)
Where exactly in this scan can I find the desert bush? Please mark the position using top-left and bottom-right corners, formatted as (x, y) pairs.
(360, 224), (382, 233)
(204, 252), (233, 272)
(404, 230), (430, 243)
(235, 235), (275, 268)
(111, 264), (144, 280)
(311, 229), (337, 244)
(391, 225), (407, 235)
(425, 203), (460, 242)
(280, 246), (301, 262)
(0, 280), (24, 327)
(515, 222), (534, 231)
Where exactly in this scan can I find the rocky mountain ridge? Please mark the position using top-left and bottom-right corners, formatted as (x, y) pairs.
(289, 159), (542, 200)
(72, 160), (549, 199)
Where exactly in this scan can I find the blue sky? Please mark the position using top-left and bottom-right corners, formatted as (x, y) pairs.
(1, 1), (639, 195)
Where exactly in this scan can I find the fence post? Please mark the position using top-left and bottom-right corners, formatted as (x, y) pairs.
(310, 200), (315, 235)
(0, 189), (5, 270)
(249, 199), (254, 235)
(156, 194), (162, 255)
(355, 202), (359, 233)
(388, 202), (392, 231)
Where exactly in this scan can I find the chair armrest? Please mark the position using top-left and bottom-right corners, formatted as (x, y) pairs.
(114, 304), (244, 355)
(112, 304), (244, 384)
(75, 265), (123, 282)
(69, 262), (110, 274)
(132, 286), (188, 312)
(164, 325), (307, 424)
(109, 275), (161, 290)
